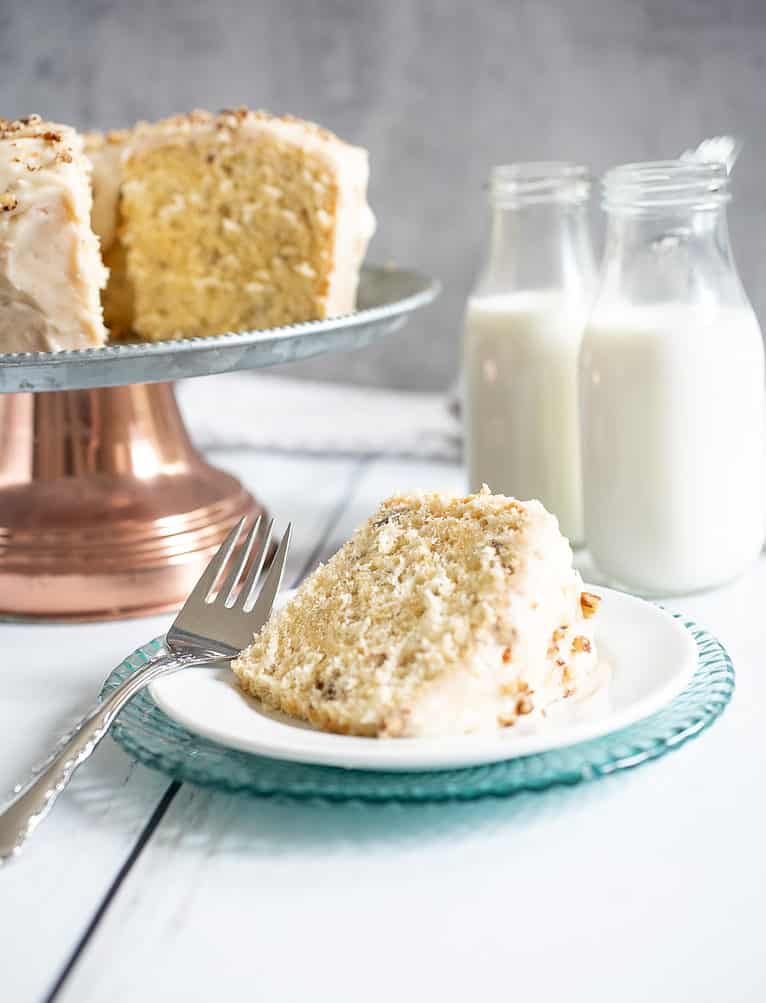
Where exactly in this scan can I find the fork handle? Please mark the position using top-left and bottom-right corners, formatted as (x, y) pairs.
(0, 651), (208, 863)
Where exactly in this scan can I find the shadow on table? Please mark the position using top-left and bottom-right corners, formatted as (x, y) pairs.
(62, 735), (632, 857)
(61, 742), (621, 858)
(144, 770), (625, 857)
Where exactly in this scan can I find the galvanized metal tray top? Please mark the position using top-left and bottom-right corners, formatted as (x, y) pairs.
(0, 265), (438, 393)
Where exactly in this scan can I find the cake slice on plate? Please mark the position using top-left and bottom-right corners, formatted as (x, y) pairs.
(86, 108), (376, 342)
(0, 115), (108, 351)
(232, 487), (600, 738)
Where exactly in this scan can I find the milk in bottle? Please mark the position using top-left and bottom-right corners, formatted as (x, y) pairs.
(464, 164), (595, 545)
(580, 161), (766, 594)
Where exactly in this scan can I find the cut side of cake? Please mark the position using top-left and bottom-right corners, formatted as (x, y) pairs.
(232, 487), (601, 738)
(84, 126), (136, 340)
(0, 115), (107, 351)
(86, 108), (375, 342)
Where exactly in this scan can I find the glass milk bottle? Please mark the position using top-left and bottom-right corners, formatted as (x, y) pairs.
(580, 161), (766, 595)
(463, 163), (595, 545)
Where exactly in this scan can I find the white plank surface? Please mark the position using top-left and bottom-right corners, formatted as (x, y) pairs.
(50, 456), (766, 1003)
(0, 615), (172, 1001)
(1, 450), (359, 1003)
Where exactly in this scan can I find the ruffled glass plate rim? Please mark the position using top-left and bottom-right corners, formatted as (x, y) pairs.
(105, 615), (734, 802)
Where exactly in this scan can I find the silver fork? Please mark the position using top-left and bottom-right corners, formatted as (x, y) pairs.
(0, 515), (291, 863)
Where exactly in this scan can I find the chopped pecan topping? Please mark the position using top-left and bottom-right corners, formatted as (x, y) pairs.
(580, 592), (601, 619)
(516, 695), (534, 716)
(373, 506), (408, 529)
(572, 635), (592, 654)
(490, 539), (516, 573)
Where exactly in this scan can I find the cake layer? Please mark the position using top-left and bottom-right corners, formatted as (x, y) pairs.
(87, 108), (375, 341)
(0, 115), (107, 351)
(233, 488), (600, 738)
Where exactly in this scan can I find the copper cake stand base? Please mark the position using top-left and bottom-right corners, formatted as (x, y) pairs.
(0, 382), (263, 621)
(0, 267), (439, 621)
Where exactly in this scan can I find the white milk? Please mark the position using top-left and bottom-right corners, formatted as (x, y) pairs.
(464, 290), (588, 544)
(580, 304), (766, 595)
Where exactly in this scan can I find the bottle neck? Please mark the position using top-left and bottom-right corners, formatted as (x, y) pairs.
(605, 203), (730, 251)
(480, 201), (596, 297)
(598, 203), (745, 307)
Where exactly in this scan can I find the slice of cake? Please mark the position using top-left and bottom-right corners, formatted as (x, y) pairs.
(232, 487), (601, 738)
(0, 115), (108, 351)
(86, 108), (375, 342)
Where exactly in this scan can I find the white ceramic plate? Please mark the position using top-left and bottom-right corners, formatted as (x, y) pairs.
(150, 586), (697, 772)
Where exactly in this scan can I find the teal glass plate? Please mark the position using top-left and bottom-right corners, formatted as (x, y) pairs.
(105, 615), (734, 802)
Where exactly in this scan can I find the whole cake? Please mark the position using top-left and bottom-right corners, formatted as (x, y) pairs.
(232, 488), (601, 738)
(0, 106), (374, 350)
(0, 115), (107, 351)
(86, 108), (376, 341)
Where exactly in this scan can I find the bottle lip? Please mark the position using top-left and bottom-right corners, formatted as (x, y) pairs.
(603, 160), (730, 212)
(490, 162), (591, 207)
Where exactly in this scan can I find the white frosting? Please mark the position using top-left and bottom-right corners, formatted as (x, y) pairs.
(403, 500), (599, 738)
(84, 132), (127, 253)
(0, 119), (107, 351)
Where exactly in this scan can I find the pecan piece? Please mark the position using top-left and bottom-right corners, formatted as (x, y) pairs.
(580, 592), (601, 619)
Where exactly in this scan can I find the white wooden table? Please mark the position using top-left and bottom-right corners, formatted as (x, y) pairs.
(3, 446), (765, 1003)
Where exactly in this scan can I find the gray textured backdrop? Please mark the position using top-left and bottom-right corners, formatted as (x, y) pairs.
(2, 0), (765, 389)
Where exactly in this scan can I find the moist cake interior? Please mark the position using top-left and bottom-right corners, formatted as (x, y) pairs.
(120, 126), (343, 340)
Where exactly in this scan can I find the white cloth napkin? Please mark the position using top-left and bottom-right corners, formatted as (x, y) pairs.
(178, 372), (461, 460)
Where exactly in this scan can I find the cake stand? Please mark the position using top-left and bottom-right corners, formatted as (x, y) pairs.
(0, 265), (438, 621)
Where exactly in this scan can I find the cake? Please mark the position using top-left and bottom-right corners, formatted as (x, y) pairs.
(84, 126), (136, 339)
(85, 108), (376, 341)
(0, 107), (374, 350)
(232, 487), (601, 738)
(0, 115), (107, 351)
